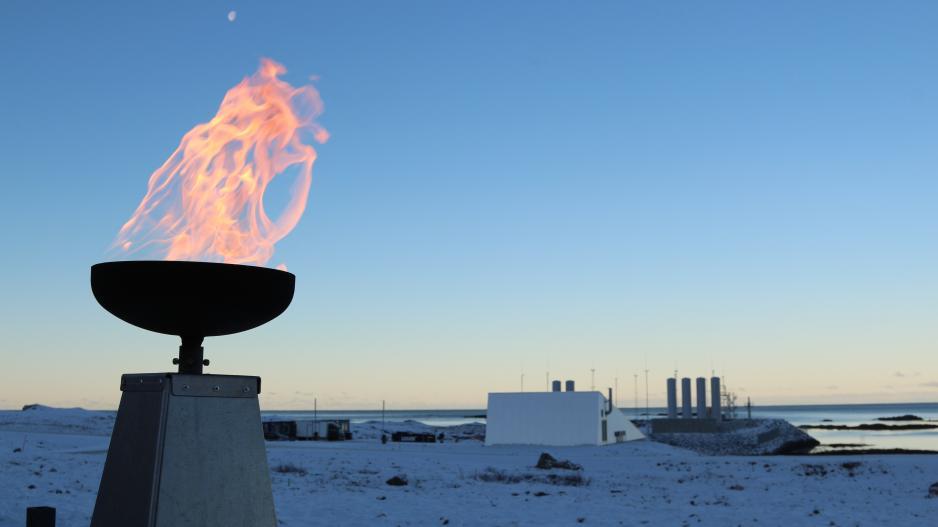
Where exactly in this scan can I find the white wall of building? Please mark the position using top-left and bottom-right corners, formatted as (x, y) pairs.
(485, 392), (644, 446)
(605, 404), (643, 442)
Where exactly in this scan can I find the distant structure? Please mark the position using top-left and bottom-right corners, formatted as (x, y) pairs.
(485, 380), (644, 446)
(652, 375), (726, 434)
(666, 378), (677, 418)
(711, 376), (722, 421)
(263, 419), (351, 441)
(695, 377), (706, 419)
(681, 378), (692, 419)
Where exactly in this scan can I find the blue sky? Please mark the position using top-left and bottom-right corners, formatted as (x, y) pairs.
(1, 1), (937, 409)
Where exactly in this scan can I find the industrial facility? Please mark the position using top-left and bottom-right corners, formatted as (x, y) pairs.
(653, 376), (727, 434)
(485, 380), (644, 446)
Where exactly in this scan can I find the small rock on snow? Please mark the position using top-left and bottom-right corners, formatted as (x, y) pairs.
(386, 475), (408, 486)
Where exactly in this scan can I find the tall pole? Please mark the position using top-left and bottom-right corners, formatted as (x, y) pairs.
(644, 367), (649, 419)
(633, 373), (639, 417)
(590, 368), (595, 391)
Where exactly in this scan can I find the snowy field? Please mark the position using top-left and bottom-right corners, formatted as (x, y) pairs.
(3, 407), (938, 526)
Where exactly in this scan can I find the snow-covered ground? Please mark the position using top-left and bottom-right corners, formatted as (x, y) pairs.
(3, 406), (938, 526)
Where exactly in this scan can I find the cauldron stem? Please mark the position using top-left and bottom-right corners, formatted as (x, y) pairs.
(174, 335), (207, 374)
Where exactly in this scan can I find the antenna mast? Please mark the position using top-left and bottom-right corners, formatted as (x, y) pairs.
(633, 373), (639, 417)
(644, 367), (649, 419)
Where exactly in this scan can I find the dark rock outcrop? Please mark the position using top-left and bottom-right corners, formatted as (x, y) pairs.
(386, 475), (408, 486)
(535, 453), (582, 471)
(876, 415), (923, 422)
(801, 423), (937, 431)
(773, 437), (821, 455)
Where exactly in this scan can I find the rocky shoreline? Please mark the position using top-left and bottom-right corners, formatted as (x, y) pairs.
(801, 423), (938, 431)
(876, 414), (924, 422)
(649, 418), (819, 456)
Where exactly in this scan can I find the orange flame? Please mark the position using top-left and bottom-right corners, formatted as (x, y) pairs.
(113, 59), (327, 268)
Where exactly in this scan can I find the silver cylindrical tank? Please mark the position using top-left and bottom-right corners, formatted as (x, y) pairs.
(681, 377), (692, 419)
(696, 377), (707, 418)
(666, 378), (677, 418)
(711, 377), (722, 421)
(565, 380), (575, 392)
(552, 380), (562, 392)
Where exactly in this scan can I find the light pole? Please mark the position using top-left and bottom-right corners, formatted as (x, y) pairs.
(644, 368), (649, 419)
(633, 373), (638, 417)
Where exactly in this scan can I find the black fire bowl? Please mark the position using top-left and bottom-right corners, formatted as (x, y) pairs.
(91, 260), (295, 373)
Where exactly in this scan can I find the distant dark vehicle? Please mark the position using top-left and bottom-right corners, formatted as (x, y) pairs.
(263, 419), (352, 441)
(391, 431), (437, 443)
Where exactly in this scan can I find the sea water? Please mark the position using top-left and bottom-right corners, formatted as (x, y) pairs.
(751, 402), (938, 452)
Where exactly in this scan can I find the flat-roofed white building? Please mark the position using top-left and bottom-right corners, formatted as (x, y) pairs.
(485, 391), (644, 446)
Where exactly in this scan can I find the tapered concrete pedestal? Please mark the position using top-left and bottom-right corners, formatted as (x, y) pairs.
(91, 373), (276, 527)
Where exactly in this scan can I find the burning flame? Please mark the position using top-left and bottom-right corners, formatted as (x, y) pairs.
(112, 59), (328, 269)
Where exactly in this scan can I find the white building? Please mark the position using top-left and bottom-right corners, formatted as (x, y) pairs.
(485, 390), (644, 446)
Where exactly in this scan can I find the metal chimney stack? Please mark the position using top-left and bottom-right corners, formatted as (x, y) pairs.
(695, 377), (707, 419)
(551, 380), (562, 392)
(565, 380), (575, 392)
(666, 378), (677, 418)
(711, 376), (722, 421)
(681, 377), (692, 419)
